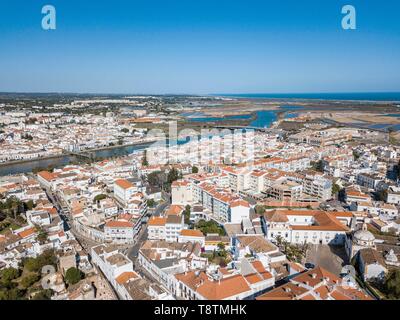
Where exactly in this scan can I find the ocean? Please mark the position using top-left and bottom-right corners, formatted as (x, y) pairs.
(216, 92), (400, 102)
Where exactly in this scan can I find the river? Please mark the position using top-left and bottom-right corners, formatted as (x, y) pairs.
(0, 143), (153, 176)
(0, 105), (301, 176)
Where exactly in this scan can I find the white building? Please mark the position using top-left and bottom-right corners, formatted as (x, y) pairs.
(104, 220), (135, 244)
(387, 186), (400, 205)
(114, 179), (136, 205)
(178, 229), (205, 247)
(147, 217), (167, 241)
(263, 209), (352, 245)
(91, 245), (134, 288)
(171, 180), (193, 205)
(165, 215), (184, 243)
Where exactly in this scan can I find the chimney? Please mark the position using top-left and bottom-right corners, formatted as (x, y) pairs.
(311, 273), (317, 279)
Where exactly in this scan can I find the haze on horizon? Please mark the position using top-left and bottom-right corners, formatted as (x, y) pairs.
(0, 0), (400, 95)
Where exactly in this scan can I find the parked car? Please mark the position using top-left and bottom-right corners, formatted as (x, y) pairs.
(305, 262), (315, 269)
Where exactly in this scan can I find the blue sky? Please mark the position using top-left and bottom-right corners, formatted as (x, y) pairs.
(0, 0), (399, 94)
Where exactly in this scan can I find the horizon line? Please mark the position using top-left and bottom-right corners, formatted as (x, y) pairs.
(1, 90), (400, 96)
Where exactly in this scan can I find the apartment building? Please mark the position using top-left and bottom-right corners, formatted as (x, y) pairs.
(165, 215), (185, 242)
(356, 173), (384, 191)
(289, 128), (352, 147)
(113, 179), (137, 205)
(301, 172), (332, 201)
(104, 220), (135, 245)
(148, 217), (167, 241)
(268, 180), (303, 201)
(171, 180), (193, 205)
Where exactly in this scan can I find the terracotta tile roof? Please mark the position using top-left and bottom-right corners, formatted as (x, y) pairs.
(17, 227), (37, 239)
(257, 264), (372, 300)
(257, 282), (308, 300)
(197, 274), (251, 300)
(265, 209), (350, 232)
(289, 262), (306, 273)
(300, 294), (316, 300)
(230, 200), (250, 208)
(118, 213), (134, 221)
(331, 211), (354, 218)
(236, 235), (277, 253)
(148, 217), (167, 226)
(176, 271), (252, 300)
(37, 171), (57, 181)
(172, 180), (190, 187)
(292, 266), (341, 288)
(115, 179), (134, 190)
(105, 220), (133, 228)
(244, 273), (264, 284)
(115, 272), (139, 285)
(166, 205), (184, 216)
(180, 229), (204, 237)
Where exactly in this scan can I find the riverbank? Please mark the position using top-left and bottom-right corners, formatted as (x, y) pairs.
(0, 140), (161, 176)
(0, 139), (158, 168)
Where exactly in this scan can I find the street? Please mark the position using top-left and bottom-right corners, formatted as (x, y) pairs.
(126, 199), (169, 266)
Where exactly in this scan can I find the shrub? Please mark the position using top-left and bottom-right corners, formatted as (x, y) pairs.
(64, 267), (83, 285)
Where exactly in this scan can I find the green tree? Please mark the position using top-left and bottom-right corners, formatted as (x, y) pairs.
(353, 150), (361, 161)
(24, 200), (35, 211)
(142, 150), (149, 167)
(384, 270), (400, 299)
(196, 220), (225, 236)
(311, 160), (324, 173)
(255, 205), (266, 215)
(37, 229), (48, 245)
(396, 160), (400, 180)
(147, 199), (156, 208)
(31, 289), (53, 300)
(23, 250), (57, 273)
(64, 267), (83, 285)
(167, 168), (180, 184)
(21, 273), (40, 289)
(332, 183), (341, 195)
(183, 205), (191, 224)
(3, 196), (23, 220)
(147, 171), (164, 187)
(192, 166), (199, 174)
(121, 128), (129, 133)
(376, 189), (388, 202)
(0, 290), (7, 300)
(3, 288), (26, 300)
(218, 242), (227, 258)
(23, 258), (41, 272)
(0, 267), (21, 287)
(94, 194), (107, 203)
